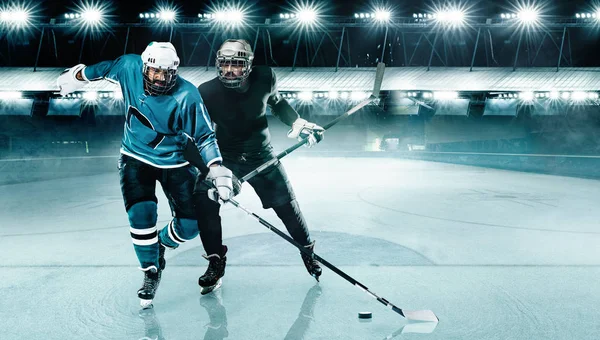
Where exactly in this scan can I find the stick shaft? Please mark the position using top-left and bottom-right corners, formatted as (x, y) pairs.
(228, 198), (409, 319)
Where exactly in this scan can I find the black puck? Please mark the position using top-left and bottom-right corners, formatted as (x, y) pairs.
(358, 312), (372, 319)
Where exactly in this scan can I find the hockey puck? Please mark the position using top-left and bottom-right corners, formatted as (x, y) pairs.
(358, 312), (372, 319)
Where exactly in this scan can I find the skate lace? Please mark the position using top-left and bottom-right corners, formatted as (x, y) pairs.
(302, 253), (320, 268)
(205, 259), (222, 277)
(142, 271), (159, 290)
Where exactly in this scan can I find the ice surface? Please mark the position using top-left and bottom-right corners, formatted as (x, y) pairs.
(1, 157), (599, 339)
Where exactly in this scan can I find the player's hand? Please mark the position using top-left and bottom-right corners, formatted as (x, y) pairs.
(57, 64), (88, 96)
(287, 118), (325, 148)
(206, 165), (236, 204)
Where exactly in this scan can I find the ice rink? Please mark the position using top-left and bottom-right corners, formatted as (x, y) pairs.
(1, 156), (599, 340)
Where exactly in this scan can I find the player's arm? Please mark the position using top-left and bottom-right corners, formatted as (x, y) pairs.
(180, 97), (222, 169)
(181, 94), (238, 203)
(266, 68), (324, 147)
(57, 56), (129, 96)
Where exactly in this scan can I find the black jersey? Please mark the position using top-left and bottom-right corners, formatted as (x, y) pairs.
(198, 66), (279, 155)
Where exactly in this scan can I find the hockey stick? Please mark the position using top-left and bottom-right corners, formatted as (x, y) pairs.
(227, 197), (439, 323)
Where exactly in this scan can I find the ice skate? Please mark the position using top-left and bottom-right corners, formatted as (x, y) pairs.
(138, 244), (166, 308)
(198, 245), (227, 295)
(301, 241), (322, 281)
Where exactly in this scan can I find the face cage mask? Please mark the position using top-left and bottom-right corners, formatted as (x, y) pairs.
(216, 57), (251, 89)
(143, 65), (178, 96)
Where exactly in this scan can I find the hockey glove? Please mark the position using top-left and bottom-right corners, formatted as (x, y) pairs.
(287, 118), (325, 148)
(57, 64), (89, 96)
(206, 165), (237, 204)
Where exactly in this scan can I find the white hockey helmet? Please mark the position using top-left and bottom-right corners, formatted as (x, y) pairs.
(140, 41), (180, 95)
(216, 39), (254, 89)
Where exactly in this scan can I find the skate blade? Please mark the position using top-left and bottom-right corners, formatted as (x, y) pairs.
(140, 299), (154, 309)
(200, 278), (222, 295)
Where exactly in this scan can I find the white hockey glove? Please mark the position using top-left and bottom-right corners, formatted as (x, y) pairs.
(57, 64), (89, 96)
(287, 118), (325, 148)
(206, 165), (235, 204)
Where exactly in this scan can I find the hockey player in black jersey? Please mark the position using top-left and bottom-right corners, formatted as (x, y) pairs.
(189, 39), (325, 293)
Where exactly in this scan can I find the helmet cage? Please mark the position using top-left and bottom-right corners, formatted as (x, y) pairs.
(143, 64), (177, 96)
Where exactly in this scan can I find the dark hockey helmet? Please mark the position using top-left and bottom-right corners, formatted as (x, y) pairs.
(216, 39), (254, 89)
(141, 42), (180, 96)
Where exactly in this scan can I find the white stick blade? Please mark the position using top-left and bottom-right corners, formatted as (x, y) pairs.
(401, 321), (438, 334)
(402, 309), (439, 323)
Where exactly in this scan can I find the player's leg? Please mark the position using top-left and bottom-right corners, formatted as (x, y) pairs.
(245, 151), (322, 280)
(192, 159), (243, 294)
(158, 164), (201, 250)
(118, 154), (163, 307)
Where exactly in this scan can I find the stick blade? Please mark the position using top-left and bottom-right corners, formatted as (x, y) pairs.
(401, 321), (438, 334)
(402, 309), (439, 323)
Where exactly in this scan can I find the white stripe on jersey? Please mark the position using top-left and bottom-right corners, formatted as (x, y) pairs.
(167, 221), (184, 244)
(120, 149), (190, 169)
(132, 236), (158, 246)
(130, 226), (157, 235)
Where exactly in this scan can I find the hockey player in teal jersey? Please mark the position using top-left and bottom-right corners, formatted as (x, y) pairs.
(57, 42), (236, 308)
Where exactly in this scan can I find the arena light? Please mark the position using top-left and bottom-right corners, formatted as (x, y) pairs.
(328, 91), (339, 100)
(82, 8), (102, 24)
(296, 7), (317, 24)
(351, 91), (368, 101)
(298, 91), (313, 101)
(588, 92), (599, 100)
(517, 7), (539, 25)
(434, 8), (466, 27)
(280, 12), (297, 19)
(83, 91), (98, 102)
(0, 5), (31, 28)
(210, 6), (246, 27)
(159, 9), (176, 22)
(549, 91), (559, 100)
(434, 91), (458, 100)
(374, 10), (391, 22)
(0, 91), (22, 100)
(561, 92), (571, 99)
(519, 91), (534, 101)
(571, 91), (588, 101)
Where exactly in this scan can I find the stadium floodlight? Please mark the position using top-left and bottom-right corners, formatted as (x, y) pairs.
(297, 7), (317, 24)
(328, 91), (339, 100)
(83, 91), (98, 101)
(549, 91), (559, 100)
(0, 91), (22, 100)
(517, 7), (539, 25)
(351, 91), (368, 101)
(571, 91), (588, 101)
(298, 92), (313, 101)
(0, 5), (31, 28)
(561, 92), (571, 99)
(589, 92), (599, 100)
(81, 8), (102, 24)
(435, 9), (466, 27)
(434, 91), (458, 100)
(211, 6), (245, 26)
(113, 90), (123, 100)
(519, 91), (534, 101)
(374, 9), (391, 22)
(159, 9), (176, 22)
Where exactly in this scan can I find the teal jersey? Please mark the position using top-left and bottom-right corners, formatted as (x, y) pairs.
(83, 54), (222, 168)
